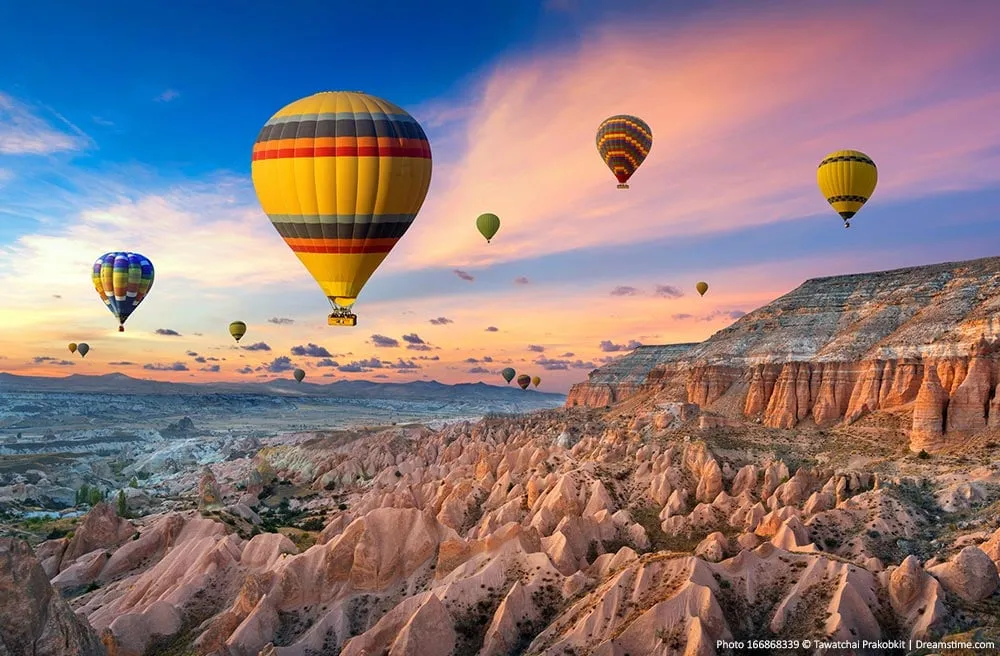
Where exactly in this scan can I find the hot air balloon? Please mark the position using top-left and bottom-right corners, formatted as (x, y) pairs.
(596, 115), (652, 190)
(77, 343), (90, 357)
(293, 368), (305, 383)
(696, 282), (708, 296)
(501, 368), (516, 384)
(229, 321), (247, 342)
(68, 343), (77, 354)
(476, 213), (500, 243)
(531, 375), (541, 388)
(817, 150), (877, 228)
(251, 91), (433, 327)
(516, 374), (531, 390)
(92, 252), (154, 332)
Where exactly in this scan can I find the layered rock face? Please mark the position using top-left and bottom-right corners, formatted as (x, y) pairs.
(568, 256), (1000, 451)
(566, 344), (696, 407)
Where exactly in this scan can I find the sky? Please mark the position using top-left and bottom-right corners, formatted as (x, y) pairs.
(1, 0), (999, 393)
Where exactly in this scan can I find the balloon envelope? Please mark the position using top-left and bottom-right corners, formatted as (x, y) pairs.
(68, 343), (77, 353)
(293, 368), (305, 383)
(696, 281), (708, 296)
(229, 321), (247, 342)
(531, 375), (541, 388)
(476, 213), (500, 243)
(501, 367), (516, 384)
(77, 343), (90, 357)
(817, 150), (877, 227)
(516, 374), (531, 390)
(596, 115), (652, 189)
(92, 252), (154, 332)
(251, 91), (433, 315)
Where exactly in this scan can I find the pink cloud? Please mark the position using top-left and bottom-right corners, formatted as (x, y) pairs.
(390, 2), (1000, 271)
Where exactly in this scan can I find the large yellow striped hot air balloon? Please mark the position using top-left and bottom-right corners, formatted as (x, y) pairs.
(251, 91), (433, 326)
(817, 150), (877, 228)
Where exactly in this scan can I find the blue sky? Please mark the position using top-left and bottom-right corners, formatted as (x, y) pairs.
(0, 0), (999, 391)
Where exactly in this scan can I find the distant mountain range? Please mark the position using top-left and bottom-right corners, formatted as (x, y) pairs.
(0, 373), (565, 402)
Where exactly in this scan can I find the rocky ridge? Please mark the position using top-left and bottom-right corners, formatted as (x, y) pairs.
(568, 256), (1000, 452)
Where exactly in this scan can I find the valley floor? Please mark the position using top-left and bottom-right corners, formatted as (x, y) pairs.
(2, 404), (1000, 655)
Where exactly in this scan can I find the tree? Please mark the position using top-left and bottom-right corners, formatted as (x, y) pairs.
(116, 489), (129, 518)
(129, 476), (139, 488)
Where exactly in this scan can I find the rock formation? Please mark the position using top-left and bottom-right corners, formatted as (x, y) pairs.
(0, 538), (106, 655)
(567, 343), (696, 407)
(566, 256), (1000, 452)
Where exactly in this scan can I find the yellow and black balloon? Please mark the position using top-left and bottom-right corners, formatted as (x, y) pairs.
(229, 321), (247, 343)
(596, 115), (652, 190)
(251, 92), (433, 325)
(817, 150), (877, 228)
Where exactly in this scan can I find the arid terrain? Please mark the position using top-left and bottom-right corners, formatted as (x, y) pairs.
(3, 257), (1000, 655)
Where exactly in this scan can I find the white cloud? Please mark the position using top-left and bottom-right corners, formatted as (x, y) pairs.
(0, 169), (305, 316)
(0, 92), (90, 155)
(154, 89), (180, 103)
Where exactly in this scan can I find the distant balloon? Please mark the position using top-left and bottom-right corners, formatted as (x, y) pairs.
(817, 150), (878, 228)
(68, 343), (77, 354)
(531, 375), (541, 388)
(92, 252), (154, 332)
(77, 343), (90, 358)
(229, 321), (247, 342)
(516, 374), (531, 390)
(293, 368), (305, 383)
(476, 213), (501, 243)
(501, 367), (516, 384)
(596, 115), (652, 190)
(696, 281), (708, 296)
(251, 91), (433, 326)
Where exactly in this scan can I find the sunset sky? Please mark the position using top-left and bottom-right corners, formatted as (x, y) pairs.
(1, 0), (999, 393)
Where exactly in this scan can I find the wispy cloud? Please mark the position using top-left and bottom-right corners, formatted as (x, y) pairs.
(144, 362), (188, 371)
(485, 326), (499, 332)
(389, 2), (1000, 272)
(610, 286), (640, 297)
(155, 328), (181, 336)
(527, 344), (545, 352)
(514, 276), (530, 285)
(268, 317), (294, 325)
(454, 269), (474, 282)
(429, 317), (453, 325)
(654, 284), (684, 298)
(0, 93), (91, 155)
(33, 356), (73, 366)
(154, 89), (180, 103)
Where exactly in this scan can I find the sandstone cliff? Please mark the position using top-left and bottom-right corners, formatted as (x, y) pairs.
(566, 343), (696, 407)
(567, 256), (1000, 451)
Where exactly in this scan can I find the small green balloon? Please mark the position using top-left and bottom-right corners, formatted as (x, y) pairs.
(476, 213), (501, 243)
